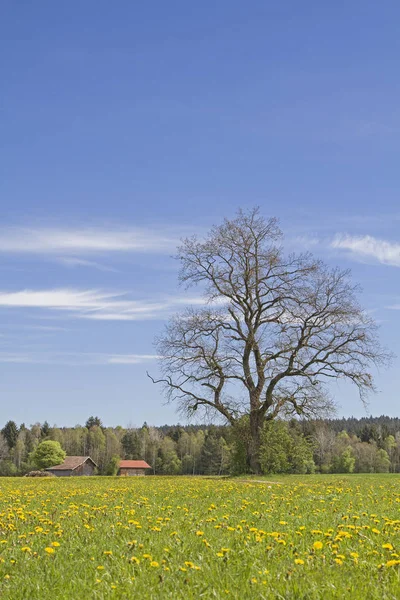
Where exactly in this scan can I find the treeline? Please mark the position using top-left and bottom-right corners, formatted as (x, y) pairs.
(0, 415), (400, 476)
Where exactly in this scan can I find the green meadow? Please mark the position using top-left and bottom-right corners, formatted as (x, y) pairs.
(0, 475), (399, 599)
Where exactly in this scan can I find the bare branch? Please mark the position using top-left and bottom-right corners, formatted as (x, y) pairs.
(149, 208), (394, 472)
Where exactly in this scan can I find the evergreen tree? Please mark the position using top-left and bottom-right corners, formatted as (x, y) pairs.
(85, 416), (103, 430)
(1, 421), (18, 450)
(121, 430), (142, 459)
(41, 421), (50, 439)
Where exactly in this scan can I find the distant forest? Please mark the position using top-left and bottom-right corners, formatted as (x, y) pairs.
(1, 415), (400, 476)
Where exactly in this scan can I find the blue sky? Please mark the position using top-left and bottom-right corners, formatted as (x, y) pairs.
(1, 1), (399, 427)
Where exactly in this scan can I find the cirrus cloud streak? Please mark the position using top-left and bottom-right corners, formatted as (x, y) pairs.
(0, 226), (180, 255)
(331, 234), (400, 267)
(0, 288), (212, 321)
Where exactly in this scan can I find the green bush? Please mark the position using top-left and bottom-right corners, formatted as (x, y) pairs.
(30, 440), (66, 470)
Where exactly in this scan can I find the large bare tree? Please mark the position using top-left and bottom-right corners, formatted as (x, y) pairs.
(150, 209), (391, 473)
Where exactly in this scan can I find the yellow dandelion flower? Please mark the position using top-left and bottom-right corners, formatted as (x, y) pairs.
(313, 541), (323, 550)
(382, 543), (393, 550)
(386, 560), (400, 567)
(44, 547), (55, 554)
(294, 559), (304, 565)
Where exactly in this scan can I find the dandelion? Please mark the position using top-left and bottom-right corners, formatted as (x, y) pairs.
(382, 543), (393, 550)
(294, 559), (304, 565)
(44, 547), (55, 554)
(313, 541), (323, 550)
(386, 560), (400, 567)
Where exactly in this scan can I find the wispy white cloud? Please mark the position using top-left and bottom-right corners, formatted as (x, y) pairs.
(0, 288), (211, 321)
(107, 354), (159, 364)
(0, 351), (158, 365)
(0, 324), (68, 331)
(0, 226), (180, 255)
(56, 257), (119, 272)
(331, 234), (400, 267)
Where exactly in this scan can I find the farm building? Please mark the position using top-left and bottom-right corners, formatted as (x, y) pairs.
(46, 456), (97, 477)
(118, 460), (152, 476)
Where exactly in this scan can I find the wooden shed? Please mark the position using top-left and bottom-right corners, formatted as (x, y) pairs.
(118, 460), (152, 476)
(46, 456), (97, 477)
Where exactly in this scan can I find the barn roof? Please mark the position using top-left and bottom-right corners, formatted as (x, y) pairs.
(119, 460), (151, 469)
(46, 456), (97, 471)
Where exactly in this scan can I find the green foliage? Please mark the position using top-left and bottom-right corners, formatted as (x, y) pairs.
(1, 421), (18, 450)
(85, 416), (103, 430)
(230, 417), (252, 475)
(103, 455), (120, 476)
(0, 460), (18, 476)
(121, 430), (142, 459)
(374, 448), (390, 473)
(156, 437), (181, 474)
(30, 440), (66, 470)
(259, 421), (315, 475)
(41, 421), (50, 439)
(0, 415), (399, 477)
(332, 447), (355, 473)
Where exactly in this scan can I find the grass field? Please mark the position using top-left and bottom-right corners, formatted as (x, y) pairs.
(0, 475), (399, 599)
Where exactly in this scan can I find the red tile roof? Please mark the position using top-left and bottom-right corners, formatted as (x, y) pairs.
(119, 460), (151, 469)
(46, 456), (97, 471)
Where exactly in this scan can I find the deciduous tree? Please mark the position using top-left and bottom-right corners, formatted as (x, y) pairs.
(30, 440), (66, 470)
(151, 208), (391, 473)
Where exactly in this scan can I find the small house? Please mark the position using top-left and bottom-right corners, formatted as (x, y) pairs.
(118, 460), (152, 476)
(46, 456), (97, 477)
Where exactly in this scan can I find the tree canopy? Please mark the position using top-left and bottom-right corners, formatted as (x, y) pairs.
(30, 440), (66, 470)
(151, 208), (391, 472)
